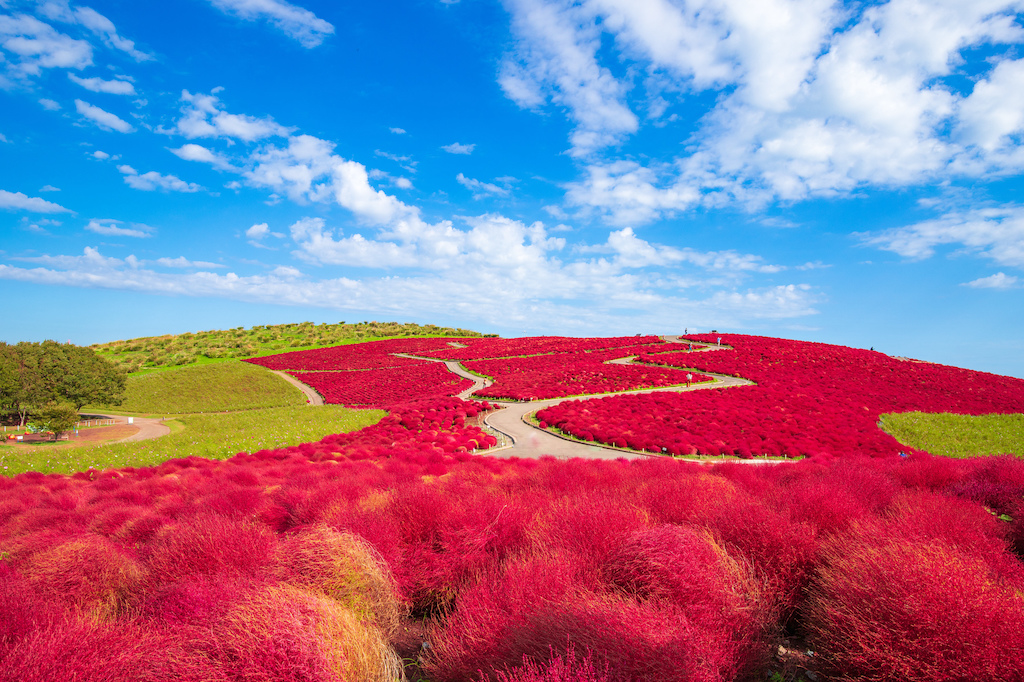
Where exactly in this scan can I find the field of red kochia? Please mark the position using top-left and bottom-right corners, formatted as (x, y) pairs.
(4, 333), (1024, 681)
(2, 399), (1024, 681)
(538, 334), (1024, 459)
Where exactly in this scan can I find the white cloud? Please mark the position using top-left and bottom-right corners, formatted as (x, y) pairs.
(118, 165), (202, 192)
(963, 272), (1019, 289)
(374, 149), (417, 172)
(207, 0), (335, 48)
(155, 256), (224, 269)
(91, 150), (109, 159)
(456, 172), (510, 199)
(68, 72), (135, 94)
(389, 127), (406, 134)
(0, 13), (92, 78)
(39, 98), (61, 110)
(85, 218), (152, 238)
(246, 222), (270, 240)
(39, 184), (60, 192)
(289, 216), (419, 267)
(600, 227), (783, 273)
(175, 90), (292, 141)
(499, 0), (637, 156)
(957, 57), (1024, 156)
(39, 1), (153, 61)
(245, 221), (285, 247)
(0, 188), (71, 213)
(170, 143), (237, 171)
(0, 242), (821, 334)
(863, 204), (1024, 269)
(498, 0), (1024, 222)
(441, 142), (475, 155)
(75, 99), (134, 132)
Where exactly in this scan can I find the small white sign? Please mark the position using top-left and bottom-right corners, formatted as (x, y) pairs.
(127, 417), (134, 425)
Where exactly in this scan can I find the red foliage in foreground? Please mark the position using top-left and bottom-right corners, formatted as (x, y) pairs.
(5, 333), (1024, 681)
(2, 410), (1024, 681)
(537, 334), (1024, 458)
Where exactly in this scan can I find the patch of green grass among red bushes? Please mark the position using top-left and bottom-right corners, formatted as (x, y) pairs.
(881, 412), (1023, 458)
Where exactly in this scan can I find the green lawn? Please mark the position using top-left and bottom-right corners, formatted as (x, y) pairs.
(880, 412), (1024, 458)
(86, 360), (308, 415)
(0, 405), (385, 476)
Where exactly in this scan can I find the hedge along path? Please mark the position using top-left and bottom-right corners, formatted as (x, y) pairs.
(401, 336), (762, 461)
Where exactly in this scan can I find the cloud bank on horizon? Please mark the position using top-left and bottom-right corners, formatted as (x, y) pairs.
(1, 0), (1023, 374)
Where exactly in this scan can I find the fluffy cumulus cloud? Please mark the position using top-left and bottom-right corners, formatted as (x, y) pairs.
(38, 0), (153, 61)
(170, 143), (237, 171)
(0, 13), (92, 78)
(75, 99), (134, 132)
(0, 188), (71, 213)
(175, 90), (292, 142)
(118, 165), (202, 192)
(863, 205), (1024, 269)
(499, 0), (1024, 223)
(207, 0), (335, 48)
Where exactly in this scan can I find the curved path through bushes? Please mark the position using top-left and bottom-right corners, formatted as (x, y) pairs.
(402, 337), (760, 461)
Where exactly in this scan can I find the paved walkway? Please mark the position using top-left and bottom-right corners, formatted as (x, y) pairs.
(483, 371), (753, 460)
(272, 370), (325, 405)
(399, 336), (767, 462)
(91, 414), (172, 443)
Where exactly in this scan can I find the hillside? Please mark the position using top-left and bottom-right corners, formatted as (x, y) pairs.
(92, 320), (492, 372)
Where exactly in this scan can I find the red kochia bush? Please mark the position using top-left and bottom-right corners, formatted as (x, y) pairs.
(539, 333), (1024, 459)
(805, 534), (1024, 681)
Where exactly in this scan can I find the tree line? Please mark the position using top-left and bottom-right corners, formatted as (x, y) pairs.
(0, 341), (126, 434)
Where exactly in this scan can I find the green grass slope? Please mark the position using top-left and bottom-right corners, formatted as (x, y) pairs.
(87, 360), (308, 415)
(1, 405), (385, 475)
(881, 412), (1024, 458)
(93, 320), (490, 372)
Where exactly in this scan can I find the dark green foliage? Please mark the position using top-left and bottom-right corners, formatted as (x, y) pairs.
(0, 341), (126, 425)
(30, 403), (81, 440)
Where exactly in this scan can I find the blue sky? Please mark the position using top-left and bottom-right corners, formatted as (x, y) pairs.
(1, 0), (1023, 378)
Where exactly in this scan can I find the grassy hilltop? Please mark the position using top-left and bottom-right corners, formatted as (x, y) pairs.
(92, 320), (492, 373)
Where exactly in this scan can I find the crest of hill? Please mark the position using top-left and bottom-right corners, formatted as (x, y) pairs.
(92, 321), (493, 373)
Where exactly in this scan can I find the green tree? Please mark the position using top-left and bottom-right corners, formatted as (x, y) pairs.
(0, 341), (126, 426)
(30, 402), (80, 441)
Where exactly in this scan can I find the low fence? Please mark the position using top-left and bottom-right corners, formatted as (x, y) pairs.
(75, 419), (116, 428)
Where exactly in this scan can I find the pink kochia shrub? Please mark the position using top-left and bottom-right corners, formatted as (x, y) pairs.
(465, 350), (712, 401)
(537, 333), (1024, 458)
(290, 363), (473, 408)
(2, 391), (1024, 680)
